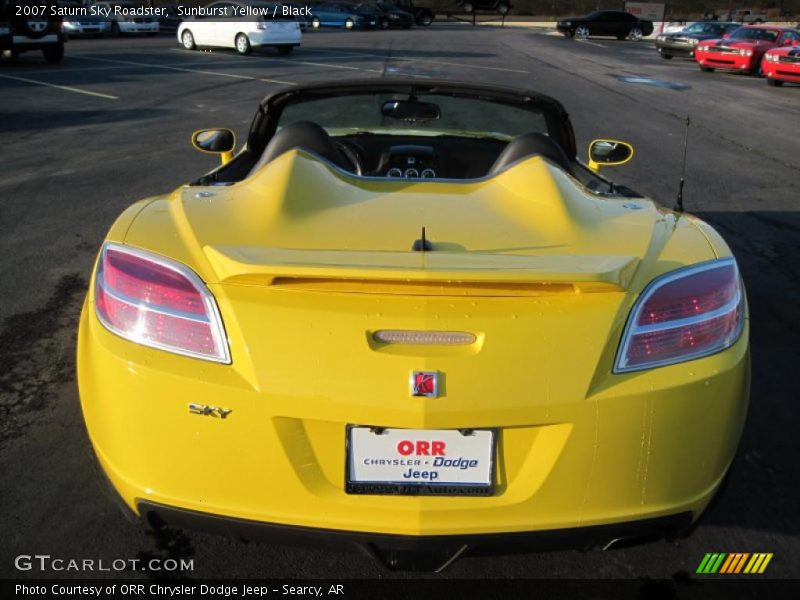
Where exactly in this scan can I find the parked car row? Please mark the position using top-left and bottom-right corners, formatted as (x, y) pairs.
(660, 23), (800, 87)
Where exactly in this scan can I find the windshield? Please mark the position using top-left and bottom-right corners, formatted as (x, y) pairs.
(685, 22), (732, 34)
(729, 28), (780, 42)
(276, 92), (550, 140)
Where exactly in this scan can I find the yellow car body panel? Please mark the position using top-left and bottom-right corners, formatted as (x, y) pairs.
(78, 150), (749, 541)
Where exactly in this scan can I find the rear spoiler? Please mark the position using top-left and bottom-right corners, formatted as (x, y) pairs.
(204, 246), (639, 292)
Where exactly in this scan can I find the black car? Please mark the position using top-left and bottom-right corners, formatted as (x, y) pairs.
(391, 0), (433, 25)
(459, 0), (510, 15)
(655, 21), (741, 59)
(158, 4), (182, 33)
(355, 2), (414, 28)
(556, 10), (654, 41)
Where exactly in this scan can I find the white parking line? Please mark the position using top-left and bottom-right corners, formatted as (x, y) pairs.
(166, 47), (384, 74)
(307, 48), (530, 74)
(0, 73), (118, 100)
(70, 55), (294, 85)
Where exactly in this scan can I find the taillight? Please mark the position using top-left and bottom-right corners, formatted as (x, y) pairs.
(94, 243), (230, 363)
(614, 258), (744, 373)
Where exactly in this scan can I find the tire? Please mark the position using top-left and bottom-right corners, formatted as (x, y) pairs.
(276, 45), (293, 55)
(462, 2), (474, 14)
(660, 53), (673, 60)
(311, 17), (320, 29)
(417, 13), (432, 26)
(767, 77), (783, 86)
(575, 25), (589, 40)
(344, 18), (354, 29)
(700, 66), (714, 72)
(497, 2), (509, 14)
(42, 43), (64, 64)
(235, 33), (251, 55)
(380, 18), (389, 29)
(181, 29), (195, 50)
(111, 21), (120, 36)
(628, 27), (643, 41)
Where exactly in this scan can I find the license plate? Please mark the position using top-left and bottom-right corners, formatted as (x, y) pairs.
(346, 427), (495, 496)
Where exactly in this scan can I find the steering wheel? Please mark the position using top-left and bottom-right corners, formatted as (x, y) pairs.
(334, 140), (364, 176)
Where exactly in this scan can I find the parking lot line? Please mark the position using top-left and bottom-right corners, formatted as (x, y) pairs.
(0, 73), (118, 100)
(307, 49), (530, 74)
(70, 55), (294, 85)
(166, 48), (384, 74)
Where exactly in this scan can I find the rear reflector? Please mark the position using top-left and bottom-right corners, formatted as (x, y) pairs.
(615, 258), (744, 373)
(94, 243), (230, 363)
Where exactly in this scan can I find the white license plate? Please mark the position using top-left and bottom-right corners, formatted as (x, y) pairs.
(346, 427), (494, 495)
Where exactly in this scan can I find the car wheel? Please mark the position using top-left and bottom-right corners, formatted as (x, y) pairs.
(418, 14), (432, 26)
(42, 43), (64, 64)
(111, 21), (120, 36)
(660, 53), (673, 59)
(462, 2), (474, 13)
(700, 66), (714, 72)
(628, 27), (643, 41)
(344, 18), (354, 29)
(276, 45), (293, 55)
(497, 2), (509, 14)
(380, 17), (389, 29)
(767, 77), (783, 86)
(235, 33), (251, 55)
(575, 25), (589, 40)
(311, 17), (320, 29)
(181, 29), (195, 50)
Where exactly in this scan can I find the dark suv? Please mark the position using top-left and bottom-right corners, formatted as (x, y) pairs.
(0, 0), (65, 63)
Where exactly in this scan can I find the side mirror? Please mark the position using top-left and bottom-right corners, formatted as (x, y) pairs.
(587, 139), (634, 172)
(192, 128), (235, 165)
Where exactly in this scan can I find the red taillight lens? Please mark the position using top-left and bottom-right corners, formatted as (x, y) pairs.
(94, 244), (230, 363)
(615, 258), (744, 373)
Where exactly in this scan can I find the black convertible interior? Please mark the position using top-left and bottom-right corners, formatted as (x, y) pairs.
(247, 120), (574, 180)
(194, 80), (635, 195)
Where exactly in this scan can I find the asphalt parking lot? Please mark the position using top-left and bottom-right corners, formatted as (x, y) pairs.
(1, 24), (799, 580)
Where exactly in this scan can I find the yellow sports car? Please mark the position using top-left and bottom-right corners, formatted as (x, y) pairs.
(78, 80), (749, 571)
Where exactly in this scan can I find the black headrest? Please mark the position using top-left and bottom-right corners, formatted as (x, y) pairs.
(250, 121), (352, 175)
(489, 132), (573, 175)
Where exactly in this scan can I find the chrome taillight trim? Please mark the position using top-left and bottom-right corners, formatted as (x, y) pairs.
(94, 242), (231, 364)
(614, 257), (745, 374)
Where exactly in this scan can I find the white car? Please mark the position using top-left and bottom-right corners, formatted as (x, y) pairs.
(178, 1), (301, 56)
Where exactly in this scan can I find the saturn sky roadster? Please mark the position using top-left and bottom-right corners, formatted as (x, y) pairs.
(78, 80), (749, 572)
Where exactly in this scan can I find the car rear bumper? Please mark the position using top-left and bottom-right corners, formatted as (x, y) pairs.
(135, 499), (693, 571)
(249, 30), (301, 46)
(79, 272), (750, 543)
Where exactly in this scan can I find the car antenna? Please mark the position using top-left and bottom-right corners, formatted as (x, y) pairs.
(412, 226), (432, 252)
(673, 115), (691, 213)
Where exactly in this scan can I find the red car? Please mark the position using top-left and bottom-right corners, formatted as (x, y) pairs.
(694, 26), (800, 76)
(763, 42), (800, 86)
